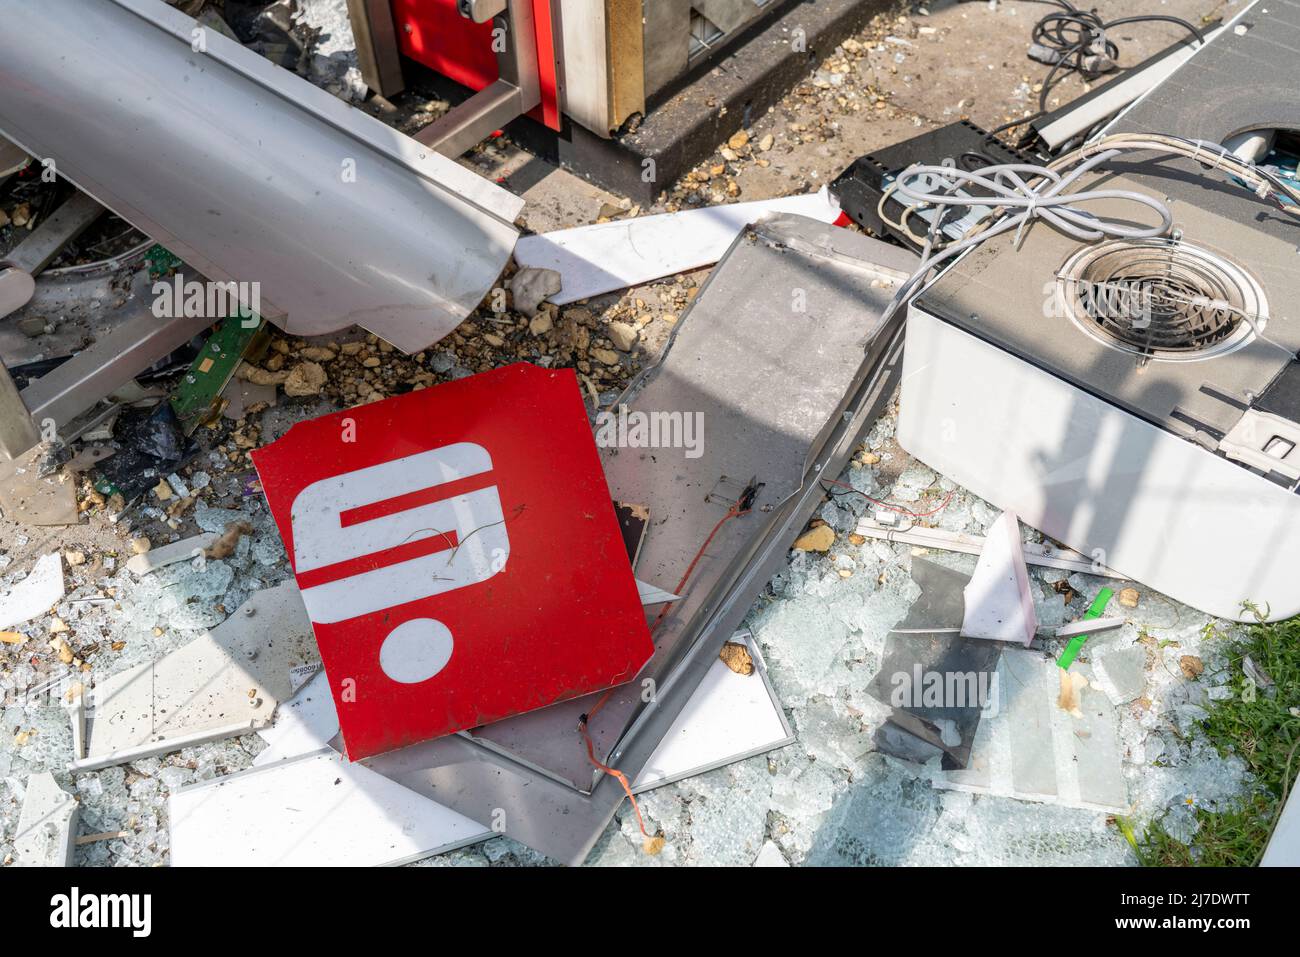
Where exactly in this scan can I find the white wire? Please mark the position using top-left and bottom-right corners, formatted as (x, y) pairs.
(875, 133), (1300, 327)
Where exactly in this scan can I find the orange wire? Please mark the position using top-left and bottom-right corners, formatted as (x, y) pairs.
(578, 500), (751, 839)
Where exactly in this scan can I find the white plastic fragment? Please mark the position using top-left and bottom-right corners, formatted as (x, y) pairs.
(854, 515), (1127, 578)
(961, 511), (1037, 646)
(125, 532), (219, 575)
(0, 552), (64, 630)
(513, 189), (843, 304)
(753, 841), (790, 867)
(1262, 785), (1300, 866)
(1054, 616), (1125, 638)
(636, 579), (680, 605)
(14, 772), (79, 866)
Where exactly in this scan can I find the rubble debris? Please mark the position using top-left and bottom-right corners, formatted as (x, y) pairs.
(283, 361), (328, 397)
(507, 267), (563, 318)
(793, 524), (835, 552)
(0, 0), (1266, 873)
(251, 363), (654, 760)
(718, 641), (754, 675)
(960, 511), (1037, 646)
(221, 375), (277, 420)
(1057, 668), (1088, 718)
(0, 552), (65, 631)
(512, 190), (844, 305)
(204, 520), (254, 560)
(73, 582), (318, 772)
(49, 635), (74, 665)
(13, 771), (79, 866)
(237, 361), (289, 386)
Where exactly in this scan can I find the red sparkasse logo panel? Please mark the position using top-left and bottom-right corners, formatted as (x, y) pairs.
(251, 363), (654, 760)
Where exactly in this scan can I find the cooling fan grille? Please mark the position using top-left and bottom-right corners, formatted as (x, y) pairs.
(1057, 238), (1267, 361)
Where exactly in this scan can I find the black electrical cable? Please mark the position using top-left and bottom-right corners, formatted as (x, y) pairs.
(965, 0), (1205, 144)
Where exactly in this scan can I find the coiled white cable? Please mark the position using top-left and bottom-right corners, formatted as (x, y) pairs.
(876, 133), (1300, 324)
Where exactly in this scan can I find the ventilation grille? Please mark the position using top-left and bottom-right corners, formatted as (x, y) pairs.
(1057, 239), (1267, 361)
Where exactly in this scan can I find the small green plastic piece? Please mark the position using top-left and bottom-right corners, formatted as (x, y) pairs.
(1057, 586), (1114, 670)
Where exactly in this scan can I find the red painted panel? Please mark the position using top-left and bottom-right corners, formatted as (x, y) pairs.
(531, 0), (561, 130)
(252, 364), (654, 760)
(392, 0), (499, 91)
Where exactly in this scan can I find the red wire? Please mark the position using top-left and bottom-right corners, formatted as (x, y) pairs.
(820, 478), (954, 519)
(578, 500), (750, 840)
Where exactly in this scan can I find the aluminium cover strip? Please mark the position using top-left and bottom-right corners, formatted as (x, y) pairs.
(0, 0), (522, 354)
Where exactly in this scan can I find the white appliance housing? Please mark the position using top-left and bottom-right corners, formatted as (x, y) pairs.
(899, 300), (1300, 622)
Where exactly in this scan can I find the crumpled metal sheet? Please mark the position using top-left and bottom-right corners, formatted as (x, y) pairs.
(0, 0), (523, 354)
(364, 215), (919, 863)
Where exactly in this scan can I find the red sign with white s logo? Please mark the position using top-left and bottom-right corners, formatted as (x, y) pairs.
(252, 364), (654, 760)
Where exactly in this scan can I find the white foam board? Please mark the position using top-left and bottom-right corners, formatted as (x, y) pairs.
(0, 553), (64, 631)
(632, 631), (793, 791)
(513, 190), (843, 304)
(168, 749), (492, 867)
